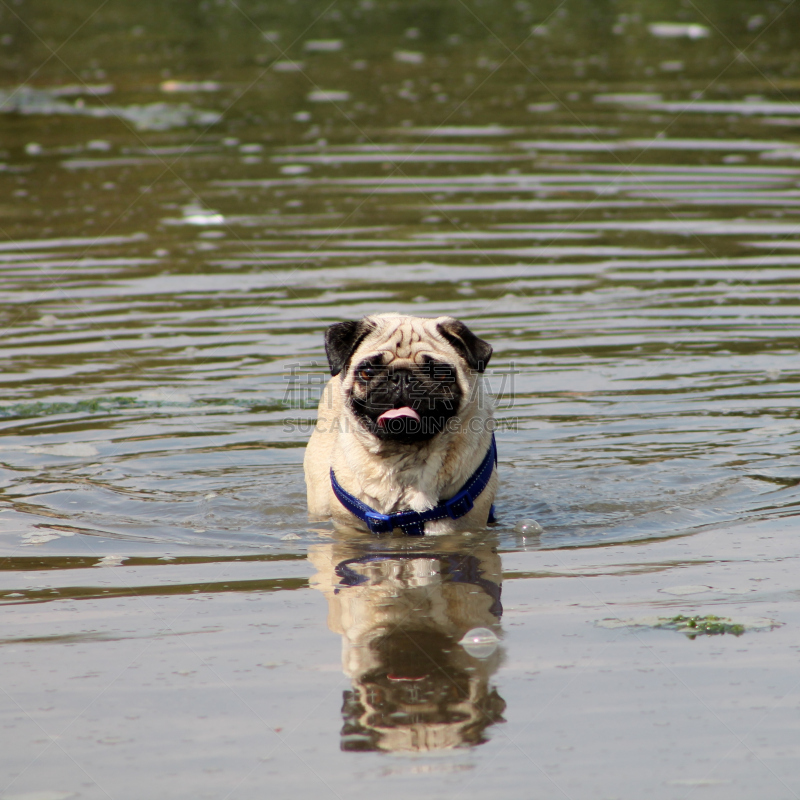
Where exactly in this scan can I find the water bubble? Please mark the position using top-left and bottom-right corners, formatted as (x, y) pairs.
(458, 627), (500, 658)
(514, 518), (543, 536)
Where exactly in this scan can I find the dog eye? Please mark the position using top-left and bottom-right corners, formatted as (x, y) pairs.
(433, 366), (454, 381)
(358, 366), (376, 381)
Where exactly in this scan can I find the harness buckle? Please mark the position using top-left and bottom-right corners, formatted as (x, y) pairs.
(365, 510), (426, 536)
(393, 510), (425, 537)
(445, 492), (474, 520)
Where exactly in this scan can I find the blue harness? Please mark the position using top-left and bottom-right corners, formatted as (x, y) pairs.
(330, 434), (497, 536)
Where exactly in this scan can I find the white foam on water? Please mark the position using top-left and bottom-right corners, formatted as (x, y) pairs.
(21, 530), (74, 545)
(28, 443), (99, 457)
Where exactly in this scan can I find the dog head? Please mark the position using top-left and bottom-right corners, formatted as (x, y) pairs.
(324, 314), (493, 445)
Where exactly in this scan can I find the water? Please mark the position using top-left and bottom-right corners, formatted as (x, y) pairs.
(2, 2), (800, 797)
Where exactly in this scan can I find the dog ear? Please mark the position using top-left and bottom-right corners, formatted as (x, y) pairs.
(324, 319), (374, 376)
(437, 318), (493, 373)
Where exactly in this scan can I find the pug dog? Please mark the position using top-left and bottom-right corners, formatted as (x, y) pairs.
(304, 313), (497, 535)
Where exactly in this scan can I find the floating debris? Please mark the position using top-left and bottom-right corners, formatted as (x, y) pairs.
(597, 615), (779, 637)
(656, 614), (745, 638)
(21, 529), (75, 545)
(95, 555), (126, 567)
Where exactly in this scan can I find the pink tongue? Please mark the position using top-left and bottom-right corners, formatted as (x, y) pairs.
(377, 406), (421, 426)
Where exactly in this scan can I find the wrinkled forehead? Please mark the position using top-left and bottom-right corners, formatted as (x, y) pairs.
(356, 318), (452, 364)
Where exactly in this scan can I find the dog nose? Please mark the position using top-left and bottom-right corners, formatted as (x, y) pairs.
(389, 369), (412, 386)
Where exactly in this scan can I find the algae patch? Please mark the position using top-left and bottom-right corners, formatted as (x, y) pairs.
(0, 396), (288, 420)
(655, 614), (745, 638)
(0, 85), (222, 131)
(0, 397), (140, 419)
(597, 614), (778, 637)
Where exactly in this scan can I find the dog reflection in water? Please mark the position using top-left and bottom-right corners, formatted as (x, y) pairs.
(309, 539), (506, 752)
